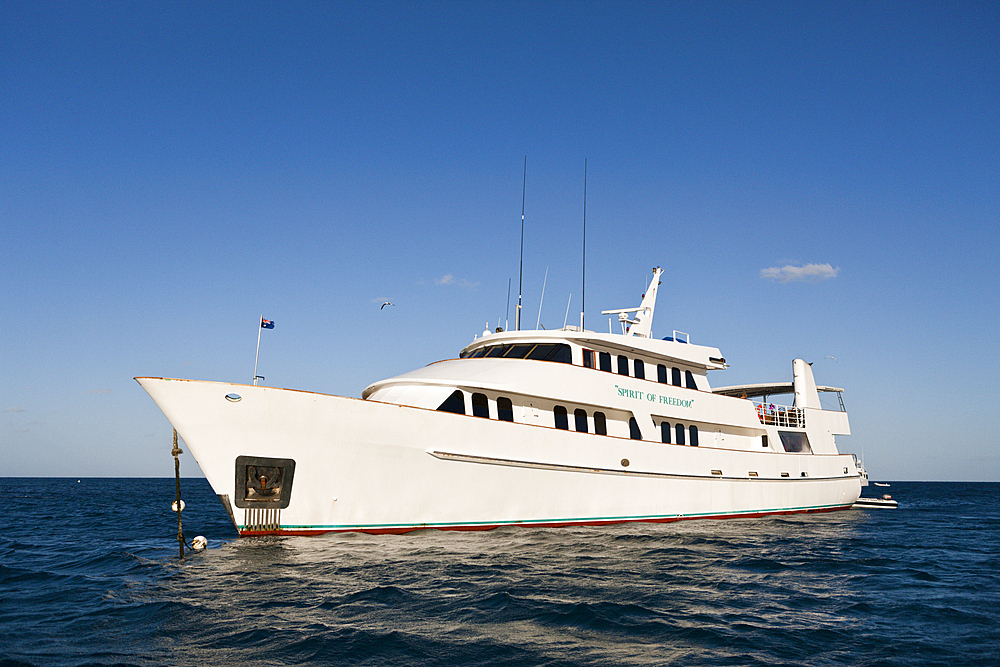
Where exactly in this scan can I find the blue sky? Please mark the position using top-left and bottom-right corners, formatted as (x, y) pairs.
(2, 1), (997, 480)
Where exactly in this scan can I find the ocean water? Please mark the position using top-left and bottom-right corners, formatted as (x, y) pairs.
(1, 479), (998, 666)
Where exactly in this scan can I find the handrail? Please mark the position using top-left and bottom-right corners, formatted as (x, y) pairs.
(755, 402), (805, 427)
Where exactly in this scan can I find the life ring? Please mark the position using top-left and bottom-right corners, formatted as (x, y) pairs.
(756, 404), (764, 420)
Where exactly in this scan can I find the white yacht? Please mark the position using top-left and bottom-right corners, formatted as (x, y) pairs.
(137, 267), (864, 535)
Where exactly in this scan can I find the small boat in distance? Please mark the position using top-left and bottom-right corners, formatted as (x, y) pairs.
(853, 494), (898, 509)
(874, 482), (890, 487)
(138, 266), (866, 536)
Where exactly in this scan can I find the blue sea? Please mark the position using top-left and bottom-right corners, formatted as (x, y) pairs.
(1, 479), (998, 666)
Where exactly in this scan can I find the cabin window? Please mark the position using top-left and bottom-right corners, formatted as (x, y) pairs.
(594, 411), (607, 435)
(689, 425), (699, 446)
(762, 434), (769, 448)
(661, 421), (671, 444)
(472, 392), (490, 418)
(527, 343), (572, 363)
(628, 417), (642, 440)
(485, 346), (506, 358)
(583, 349), (595, 368)
(685, 370), (697, 390)
(671, 367), (682, 387)
(617, 355), (629, 376)
(599, 352), (612, 372)
(778, 431), (813, 454)
(675, 422), (686, 445)
(554, 405), (569, 430)
(574, 409), (588, 433)
(503, 344), (535, 358)
(437, 390), (465, 415)
(521, 344), (542, 359)
(634, 359), (645, 379)
(497, 397), (514, 422)
(657, 364), (668, 384)
(550, 344), (572, 363)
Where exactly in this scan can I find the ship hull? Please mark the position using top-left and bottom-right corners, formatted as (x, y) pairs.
(138, 378), (863, 535)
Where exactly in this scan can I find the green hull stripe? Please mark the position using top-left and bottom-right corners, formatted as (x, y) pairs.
(239, 503), (849, 532)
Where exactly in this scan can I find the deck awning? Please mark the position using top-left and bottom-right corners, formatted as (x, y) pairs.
(711, 382), (844, 398)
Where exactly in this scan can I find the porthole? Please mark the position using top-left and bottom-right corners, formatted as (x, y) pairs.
(621, 458), (630, 467)
(225, 393), (242, 402)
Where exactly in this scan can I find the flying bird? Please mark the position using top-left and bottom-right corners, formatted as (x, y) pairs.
(381, 301), (394, 310)
(826, 356), (838, 363)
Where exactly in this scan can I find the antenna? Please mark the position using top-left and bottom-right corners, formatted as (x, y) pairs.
(505, 277), (511, 331)
(563, 293), (572, 328)
(536, 266), (548, 330)
(516, 156), (525, 331)
(581, 158), (587, 330)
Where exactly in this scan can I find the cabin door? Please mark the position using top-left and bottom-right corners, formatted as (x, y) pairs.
(522, 403), (540, 425)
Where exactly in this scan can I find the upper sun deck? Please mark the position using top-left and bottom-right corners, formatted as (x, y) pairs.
(458, 266), (725, 372)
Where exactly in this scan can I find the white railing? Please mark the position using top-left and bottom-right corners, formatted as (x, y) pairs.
(755, 402), (805, 428)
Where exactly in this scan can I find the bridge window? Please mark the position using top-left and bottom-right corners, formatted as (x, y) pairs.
(583, 349), (595, 368)
(689, 425), (699, 446)
(657, 364), (668, 384)
(599, 352), (612, 372)
(675, 422), (686, 445)
(527, 343), (572, 363)
(778, 431), (813, 453)
(671, 367), (682, 387)
(502, 344), (535, 358)
(594, 411), (607, 435)
(437, 390), (465, 415)
(617, 355), (629, 376)
(554, 405), (569, 430)
(574, 409), (588, 433)
(472, 393), (489, 418)
(661, 421), (671, 444)
(497, 397), (514, 422)
(628, 417), (642, 440)
(634, 359), (645, 379)
(685, 370), (697, 389)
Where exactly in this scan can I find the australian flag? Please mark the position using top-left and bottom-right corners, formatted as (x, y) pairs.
(261, 318), (275, 329)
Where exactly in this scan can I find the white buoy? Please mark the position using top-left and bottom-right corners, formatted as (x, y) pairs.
(171, 499), (185, 512)
(191, 536), (207, 550)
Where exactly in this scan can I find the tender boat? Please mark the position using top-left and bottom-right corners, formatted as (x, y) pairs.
(852, 494), (898, 509)
(137, 267), (865, 535)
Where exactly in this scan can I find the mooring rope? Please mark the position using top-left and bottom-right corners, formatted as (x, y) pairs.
(172, 428), (184, 559)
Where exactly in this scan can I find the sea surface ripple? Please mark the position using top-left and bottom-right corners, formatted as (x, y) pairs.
(1, 479), (998, 666)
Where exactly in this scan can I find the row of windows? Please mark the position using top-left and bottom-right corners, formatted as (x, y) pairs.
(440, 390), (517, 422)
(440, 391), (814, 455)
(553, 405), (609, 435)
(441, 390), (700, 447)
(582, 350), (698, 389)
(461, 343), (572, 364)
(461, 342), (699, 391)
(660, 422), (699, 446)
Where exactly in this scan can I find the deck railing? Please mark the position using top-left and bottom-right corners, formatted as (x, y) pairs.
(755, 402), (805, 428)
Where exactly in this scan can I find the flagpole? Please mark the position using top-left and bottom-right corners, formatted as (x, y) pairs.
(253, 315), (263, 385)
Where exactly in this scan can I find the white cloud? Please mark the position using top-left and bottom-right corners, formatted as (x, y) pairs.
(435, 274), (478, 289)
(760, 263), (839, 283)
(3, 406), (25, 413)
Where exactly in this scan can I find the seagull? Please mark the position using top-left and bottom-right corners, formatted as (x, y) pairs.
(826, 356), (838, 363)
(380, 301), (394, 310)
